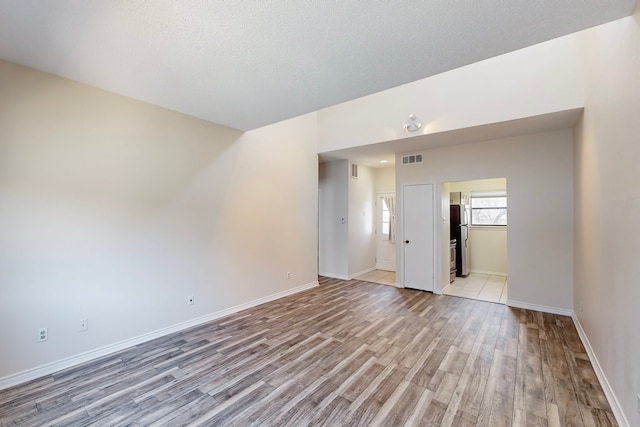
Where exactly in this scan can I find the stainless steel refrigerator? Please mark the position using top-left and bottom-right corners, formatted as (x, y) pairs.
(450, 204), (470, 276)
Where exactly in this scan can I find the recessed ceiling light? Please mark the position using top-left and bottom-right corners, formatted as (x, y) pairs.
(380, 160), (388, 163)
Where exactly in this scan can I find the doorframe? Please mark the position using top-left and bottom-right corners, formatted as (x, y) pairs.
(399, 181), (438, 292)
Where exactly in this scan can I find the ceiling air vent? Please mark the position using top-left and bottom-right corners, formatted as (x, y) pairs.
(351, 163), (359, 179)
(401, 153), (423, 165)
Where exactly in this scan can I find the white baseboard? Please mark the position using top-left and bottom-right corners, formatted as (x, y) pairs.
(319, 272), (350, 280)
(506, 299), (573, 316)
(572, 314), (629, 427)
(506, 300), (628, 425)
(320, 267), (381, 281)
(0, 281), (319, 391)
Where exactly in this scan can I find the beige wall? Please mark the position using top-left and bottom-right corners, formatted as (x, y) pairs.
(396, 129), (574, 312)
(0, 60), (319, 380)
(467, 228), (507, 275)
(348, 164), (376, 276)
(574, 7), (640, 425)
(374, 166), (395, 194)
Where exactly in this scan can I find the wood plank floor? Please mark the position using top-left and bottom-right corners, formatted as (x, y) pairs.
(0, 276), (616, 426)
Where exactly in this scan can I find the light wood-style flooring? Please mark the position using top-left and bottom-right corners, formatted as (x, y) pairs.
(0, 276), (616, 426)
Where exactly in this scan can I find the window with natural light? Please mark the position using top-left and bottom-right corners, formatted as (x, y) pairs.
(381, 199), (390, 235)
(471, 191), (507, 226)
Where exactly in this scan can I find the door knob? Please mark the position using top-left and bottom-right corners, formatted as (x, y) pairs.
(405, 240), (410, 244)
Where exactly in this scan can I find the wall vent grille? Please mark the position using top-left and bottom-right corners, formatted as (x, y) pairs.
(401, 153), (423, 165)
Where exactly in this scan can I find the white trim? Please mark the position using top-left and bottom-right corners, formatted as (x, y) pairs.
(506, 299), (572, 316)
(319, 272), (350, 280)
(0, 281), (319, 391)
(470, 190), (507, 198)
(319, 268), (382, 281)
(572, 314), (630, 427)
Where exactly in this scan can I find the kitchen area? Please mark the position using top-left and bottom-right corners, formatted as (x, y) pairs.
(444, 178), (508, 303)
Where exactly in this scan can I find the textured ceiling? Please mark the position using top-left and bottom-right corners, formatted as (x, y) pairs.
(0, 1), (636, 131)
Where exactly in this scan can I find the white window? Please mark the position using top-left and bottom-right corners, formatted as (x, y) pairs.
(381, 199), (390, 236)
(471, 191), (507, 226)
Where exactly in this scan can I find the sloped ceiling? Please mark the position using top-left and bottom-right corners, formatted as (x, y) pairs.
(0, 1), (636, 131)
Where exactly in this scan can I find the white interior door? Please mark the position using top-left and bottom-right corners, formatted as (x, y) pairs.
(376, 193), (396, 271)
(402, 183), (435, 292)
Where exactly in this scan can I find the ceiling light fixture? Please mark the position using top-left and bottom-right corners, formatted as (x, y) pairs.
(403, 114), (422, 132)
(380, 160), (388, 164)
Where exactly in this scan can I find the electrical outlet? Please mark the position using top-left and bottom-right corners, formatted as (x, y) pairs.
(79, 318), (88, 332)
(287, 272), (291, 279)
(187, 296), (194, 305)
(577, 300), (584, 313)
(37, 327), (48, 342)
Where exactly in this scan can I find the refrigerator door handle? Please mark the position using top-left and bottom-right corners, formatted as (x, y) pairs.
(459, 225), (469, 276)
(460, 225), (468, 247)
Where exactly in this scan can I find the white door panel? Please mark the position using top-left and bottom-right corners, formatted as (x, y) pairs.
(402, 184), (435, 292)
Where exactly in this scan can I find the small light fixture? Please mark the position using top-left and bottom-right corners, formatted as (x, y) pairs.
(403, 114), (422, 132)
(380, 160), (388, 164)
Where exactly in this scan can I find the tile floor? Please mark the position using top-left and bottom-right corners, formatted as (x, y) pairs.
(443, 273), (507, 304)
(355, 270), (507, 304)
(354, 269), (396, 286)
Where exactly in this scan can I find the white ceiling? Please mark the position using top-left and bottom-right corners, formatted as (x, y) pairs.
(0, 1), (636, 131)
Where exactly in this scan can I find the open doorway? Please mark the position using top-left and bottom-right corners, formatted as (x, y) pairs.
(442, 178), (507, 303)
(355, 192), (397, 284)
(319, 158), (397, 284)
(354, 166), (396, 286)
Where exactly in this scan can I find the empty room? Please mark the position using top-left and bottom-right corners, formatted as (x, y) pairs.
(1, 1), (639, 426)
